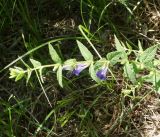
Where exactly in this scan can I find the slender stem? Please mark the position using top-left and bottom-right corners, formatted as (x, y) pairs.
(2, 36), (83, 72)
(79, 25), (102, 59)
(80, 0), (87, 28)
(98, 2), (112, 29)
(35, 70), (52, 108)
(23, 64), (56, 73)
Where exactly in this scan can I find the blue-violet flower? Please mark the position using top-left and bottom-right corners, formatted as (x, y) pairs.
(72, 63), (89, 76)
(96, 66), (108, 80)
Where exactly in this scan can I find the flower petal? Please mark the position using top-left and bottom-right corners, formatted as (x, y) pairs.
(73, 63), (88, 76)
(96, 67), (108, 80)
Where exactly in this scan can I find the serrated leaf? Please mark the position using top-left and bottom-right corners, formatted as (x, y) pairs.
(124, 62), (136, 84)
(114, 35), (128, 60)
(114, 35), (126, 52)
(77, 40), (93, 61)
(107, 51), (123, 65)
(144, 61), (154, 68)
(57, 65), (63, 87)
(48, 43), (62, 63)
(89, 62), (100, 83)
(154, 59), (160, 66)
(139, 45), (157, 64)
(30, 59), (41, 68)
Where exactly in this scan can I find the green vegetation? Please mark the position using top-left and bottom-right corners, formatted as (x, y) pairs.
(1, 0), (160, 136)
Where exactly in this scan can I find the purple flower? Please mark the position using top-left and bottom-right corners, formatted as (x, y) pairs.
(96, 66), (108, 80)
(72, 63), (89, 76)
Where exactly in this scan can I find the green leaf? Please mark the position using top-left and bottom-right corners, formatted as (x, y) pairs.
(26, 69), (32, 84)
(48, 43), (62, 63)
(142, 71), (160, 92)
(114, 35), (128, 60)
(94, 58), (107, 69)
(138, 40), (143, 52)
(30, 59), (41, 68)
(107, 51), (124, 65)
(114, 35), (126, 52)
(57, 65), (63, 87)
(62, 59), (76, 71)
(39, 68), (44, 83)
(139, 45), (157, 64)
(89, 62), (100, 83)
(30, 59), (44, 83)
(122, 89), (132, 96)
(59, 110), (76, 127)
(126, 42), (132, 50)
(154, 59), (160, 66)
(64, 59), (76, 66)
(15, 72), (25, 81)
(124, 62), (136, 84)
(77, 40), (93, 61)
